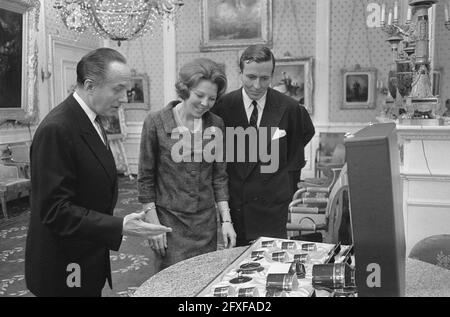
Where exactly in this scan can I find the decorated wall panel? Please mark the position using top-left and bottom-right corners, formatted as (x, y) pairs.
(175, 0), (316, 93)
(329, 0), (393, 123)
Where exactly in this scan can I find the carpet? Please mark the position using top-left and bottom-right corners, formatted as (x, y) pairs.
(1, 176), (199, 297)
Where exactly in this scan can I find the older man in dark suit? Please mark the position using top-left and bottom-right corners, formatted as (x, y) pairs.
(25, 48), (171, 297)
(212, 45), (315, 246)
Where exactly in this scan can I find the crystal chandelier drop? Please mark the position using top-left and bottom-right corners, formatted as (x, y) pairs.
(53, 0), (184, 46)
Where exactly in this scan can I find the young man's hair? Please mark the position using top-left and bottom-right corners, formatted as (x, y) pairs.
(239, 45), (275, 73)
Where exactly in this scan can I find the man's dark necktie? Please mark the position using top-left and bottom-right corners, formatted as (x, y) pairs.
(248, 100), (259, 164)
(249, 100), (258, 128)
(95, 116), (109, 150)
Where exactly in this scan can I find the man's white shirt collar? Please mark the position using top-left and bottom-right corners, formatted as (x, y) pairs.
(242, 88), (267, 111)
(73, 91), (107, 145)
(242, 88), (267, 127)
(73, 91), (97, 125)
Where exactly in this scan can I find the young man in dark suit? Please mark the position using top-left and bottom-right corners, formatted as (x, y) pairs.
(25, 48), (171, 297)
(212, 45), (315, 246)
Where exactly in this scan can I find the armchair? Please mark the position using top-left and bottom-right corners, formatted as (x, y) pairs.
(315, 132), (346, 178)
(0, 165), (31, 219)
(1, 142), (31, 179)
(287, 164), (349, 244)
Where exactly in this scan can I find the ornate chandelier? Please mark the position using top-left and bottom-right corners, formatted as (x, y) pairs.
(53, 0), (184, 46)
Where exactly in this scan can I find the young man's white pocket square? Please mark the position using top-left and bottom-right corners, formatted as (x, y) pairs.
(272, 128), (286, 141)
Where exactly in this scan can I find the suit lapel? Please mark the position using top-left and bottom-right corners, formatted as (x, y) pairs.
(259, 89), (287, 131)
(228, 91), (250, 129)
(81, 133), (116, 182)
(243, 89), (287, 180)
(68, 95), (117, 182)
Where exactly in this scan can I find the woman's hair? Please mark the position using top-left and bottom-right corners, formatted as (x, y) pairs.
(239, 45), (275, 74)
(175, 58), (227, 100)
(77, 48), (127, 86)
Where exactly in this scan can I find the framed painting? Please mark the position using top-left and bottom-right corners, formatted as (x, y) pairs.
(272, 57), (314, 114)
(200, 0), (273, 52)
(98, 107), (125, 141)
(126, 70), (150, 107)
(341, 66), (377, 109)
(101, 114), (121, 139)
(0, 0), (40, 124)
(101, 107), (133, 175)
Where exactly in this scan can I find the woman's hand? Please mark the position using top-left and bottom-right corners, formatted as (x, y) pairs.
(217, 201), (236, 248)
(221, 222), (236, 248)
(149, 233), (168, 257)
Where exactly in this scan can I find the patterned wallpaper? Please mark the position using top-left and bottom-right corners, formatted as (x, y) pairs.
(42, 0), (450, 123)
(174, 0), (393, 123)
(329, 0), (393, 123)
(46, 0), (165, 113)
(116, 31), (165, 112)
(175, 0), (316, 93)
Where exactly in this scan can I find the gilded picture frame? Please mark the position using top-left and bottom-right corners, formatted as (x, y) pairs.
(126, 69), (150, 108)
(101, 70), (150, 140)
(341, 66), (377, 109)
(0, 0), (40, 123)
(200, 0), (273, 52)
(101, 107), (125, 140)
(272, 57), (314, 114)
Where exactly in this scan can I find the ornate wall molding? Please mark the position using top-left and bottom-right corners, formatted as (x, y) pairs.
(397, 125), (450, 140)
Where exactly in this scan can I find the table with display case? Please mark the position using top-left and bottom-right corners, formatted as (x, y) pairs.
(134, 237), (450, 297)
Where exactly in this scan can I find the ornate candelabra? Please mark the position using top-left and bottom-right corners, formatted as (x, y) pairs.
(380, 0), (450, 125)
(382, 35), (404, 119)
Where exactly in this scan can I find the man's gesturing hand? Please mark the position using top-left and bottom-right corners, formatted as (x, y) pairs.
(123, 211), (172, 237)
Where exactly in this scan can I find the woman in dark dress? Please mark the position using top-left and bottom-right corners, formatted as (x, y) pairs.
(138, 58), (236, 271)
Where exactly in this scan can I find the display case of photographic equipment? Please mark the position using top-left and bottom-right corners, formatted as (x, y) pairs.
(196, 237), (355, 297)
